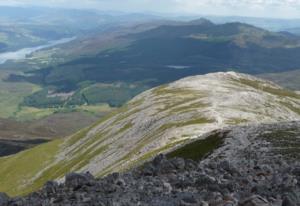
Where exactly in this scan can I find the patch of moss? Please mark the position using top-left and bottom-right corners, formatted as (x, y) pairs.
(166, 132), (225, 161)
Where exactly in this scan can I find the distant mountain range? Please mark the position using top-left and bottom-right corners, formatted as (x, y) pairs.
(9, 19), (300, 109)
(1, 12), (300, 145)
(203, 15), (300, 33)
(0, 6), (162, 52)
(0, 72), (299, 196)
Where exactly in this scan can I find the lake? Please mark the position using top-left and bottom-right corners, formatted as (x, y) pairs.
(0, 37), (76, 64)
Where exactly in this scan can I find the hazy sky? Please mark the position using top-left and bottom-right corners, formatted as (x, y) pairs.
(1, 0), (300, 18)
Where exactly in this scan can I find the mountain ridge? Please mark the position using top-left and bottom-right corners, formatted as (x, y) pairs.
(0, 72), (299, 196)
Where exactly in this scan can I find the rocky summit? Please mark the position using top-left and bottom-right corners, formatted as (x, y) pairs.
(1, 121), (300, 206)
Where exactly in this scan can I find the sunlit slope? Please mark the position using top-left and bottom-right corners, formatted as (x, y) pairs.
(0, 72), (299, 196)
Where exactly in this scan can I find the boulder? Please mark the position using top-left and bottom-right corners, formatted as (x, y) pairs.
(65, 172), (95, 190)
(0, 193), (9, 206)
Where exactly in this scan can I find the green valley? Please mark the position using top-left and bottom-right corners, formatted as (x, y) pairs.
(7, 19), (300, 114)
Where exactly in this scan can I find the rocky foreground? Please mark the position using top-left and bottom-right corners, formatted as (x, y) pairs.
(1, 121), (300, 206)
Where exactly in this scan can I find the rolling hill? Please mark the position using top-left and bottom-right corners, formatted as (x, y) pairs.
(0, 72), (299, 196)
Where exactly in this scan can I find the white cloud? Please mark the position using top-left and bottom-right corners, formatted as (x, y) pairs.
(170, 0), (300, 17)
(0, 0), (300, 18)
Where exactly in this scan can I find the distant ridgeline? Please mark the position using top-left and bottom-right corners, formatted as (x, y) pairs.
(7, 19), (300, 108)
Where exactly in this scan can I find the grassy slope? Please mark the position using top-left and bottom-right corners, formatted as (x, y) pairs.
(0, 85), (212, 196)
(0, 73), (299, 196)
(0, 139), (63, 195)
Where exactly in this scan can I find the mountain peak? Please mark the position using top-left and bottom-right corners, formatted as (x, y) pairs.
(187, 18), (214, 26)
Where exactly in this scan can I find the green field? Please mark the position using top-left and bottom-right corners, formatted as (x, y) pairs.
(0, 69), (117, 120)
(0, 70), (41, 119)
(0, 69), (115, 142)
